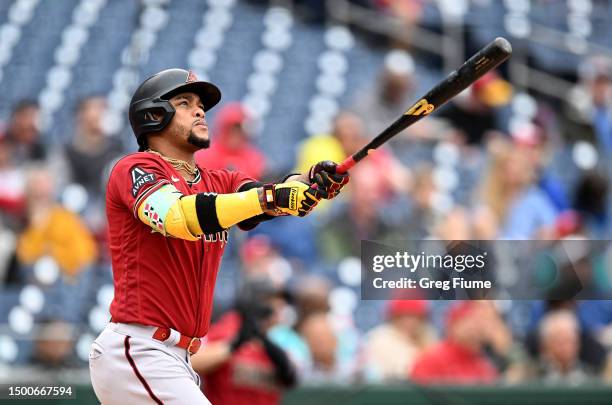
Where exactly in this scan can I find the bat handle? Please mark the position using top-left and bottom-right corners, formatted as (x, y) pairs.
(336, 156), (356, 174)
(310, 156), (355, 191)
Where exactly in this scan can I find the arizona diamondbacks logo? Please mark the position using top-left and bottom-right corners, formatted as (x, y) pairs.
(131, 167), (156, 197)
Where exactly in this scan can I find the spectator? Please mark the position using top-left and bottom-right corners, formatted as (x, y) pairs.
(239, 234), (294, 287)
(196, 102), (266, 179)
(433, 207), (473, 240)
(292, 275), (332, 318)
(268, 276), (331, 376)
(248, 198), (320, 266)
(438, 71), (511, 146)
(31, 319), (77, 369)
(477, 301), (525, 380)
(4, 100), (46, 163)
(352, 50), (439, 141)
(565, 55), (612, 152)
(297, 312), (358, 385)
(573, 171), (610, 238)
(589, 67), (612, 153)
(410, 301), (499, 385)
(374, 0), (425, 30)
(578, 300), (612, 350)
(269, 275), (360, 385)
(294, 111), (362, 174)
(294, 111), (409, 252)
(362, 299), (436, 382)
(0, 120), (23, 286)
(318, 168), (402, 261)
(512, 121), (570, 212)
(525, 300), (609, 376)
(16, 165), (98, 278)
(64, 96), (123, 200)
(533, 310), (597, 385)
(0, 218), (18, 285)
(0, 134), (26, 225)
(312, 116), (410, 261)
(193, 278), (296, 405)
(403, 164), (438, 238)
(474, 139), (558, 239)
(296, 111), (409, 197)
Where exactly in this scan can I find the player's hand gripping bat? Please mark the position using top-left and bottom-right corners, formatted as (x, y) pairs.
(336, 37), (512, 174)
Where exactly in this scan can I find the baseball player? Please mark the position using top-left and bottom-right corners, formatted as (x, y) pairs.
(87, 68), (349, 404)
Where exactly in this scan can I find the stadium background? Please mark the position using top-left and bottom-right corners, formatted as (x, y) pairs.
(2, 0), (612, 403)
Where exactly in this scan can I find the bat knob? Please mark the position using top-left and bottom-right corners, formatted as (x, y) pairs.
(494, 37), (512, 55)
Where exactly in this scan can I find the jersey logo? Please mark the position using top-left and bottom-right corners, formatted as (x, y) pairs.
(131, 167), (156, 197)
(186, 70), (198, 83)
(171, 175), (180, 182)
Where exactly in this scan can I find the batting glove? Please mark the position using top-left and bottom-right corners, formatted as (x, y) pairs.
(309, 160), (350, 199)
(258, 181), (320, 217)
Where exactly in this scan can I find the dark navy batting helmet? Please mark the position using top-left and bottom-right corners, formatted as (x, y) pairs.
(128, 68), (221, 151)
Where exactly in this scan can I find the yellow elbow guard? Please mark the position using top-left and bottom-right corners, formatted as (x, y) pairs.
(137, 185), (264, 240)
(137, 184), (201, 241)
(165, 196), (201, 241)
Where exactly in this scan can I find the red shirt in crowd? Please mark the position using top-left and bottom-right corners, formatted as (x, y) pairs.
(410, 340), (498, 385)
(202, 311), (283, 405)
(195, 103), (266, 179)
(106, 152), (253, 337)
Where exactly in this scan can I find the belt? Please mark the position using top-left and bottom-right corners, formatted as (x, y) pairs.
(152, 327), (202, 355)
(110, 319), (202, 355)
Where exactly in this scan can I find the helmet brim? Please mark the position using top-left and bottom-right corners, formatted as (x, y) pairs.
(161, 81), (221, 112)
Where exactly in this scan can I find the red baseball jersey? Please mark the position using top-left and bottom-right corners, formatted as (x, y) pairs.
(202, 312), (282, 405)
(106, 152), (254, 337)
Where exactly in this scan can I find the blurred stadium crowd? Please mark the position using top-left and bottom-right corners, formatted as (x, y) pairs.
(2, 0), (612, 400)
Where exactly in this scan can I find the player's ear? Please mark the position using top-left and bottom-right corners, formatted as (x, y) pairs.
(145, 109), (164, 122)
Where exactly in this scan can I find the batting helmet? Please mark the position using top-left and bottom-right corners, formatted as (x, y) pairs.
(128, 68), (221, 150)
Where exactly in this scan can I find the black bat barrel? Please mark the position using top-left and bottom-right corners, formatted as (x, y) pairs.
(350, 37), (512, 165)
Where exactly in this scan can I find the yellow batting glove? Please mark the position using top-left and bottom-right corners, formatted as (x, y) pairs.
(258, 181), (320, 217)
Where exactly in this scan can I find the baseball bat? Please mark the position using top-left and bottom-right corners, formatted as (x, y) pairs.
(336, 37), (512, 174)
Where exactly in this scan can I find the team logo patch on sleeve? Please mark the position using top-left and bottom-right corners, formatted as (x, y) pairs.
(131, 167), (157, 197)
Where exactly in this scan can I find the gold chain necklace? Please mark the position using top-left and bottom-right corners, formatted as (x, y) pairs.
(146, 149), (198, 176)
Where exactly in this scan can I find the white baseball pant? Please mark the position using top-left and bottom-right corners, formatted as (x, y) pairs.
(89, 322), (211, 404)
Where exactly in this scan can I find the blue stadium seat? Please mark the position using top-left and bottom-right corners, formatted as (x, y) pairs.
(54, 0), (139, 142)
(0, 0), (78, 118)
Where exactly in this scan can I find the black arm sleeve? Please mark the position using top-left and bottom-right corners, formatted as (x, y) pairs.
(236, 181), (275, 231)
(260, 335), (297, 387)
(194, 193), (225, 234)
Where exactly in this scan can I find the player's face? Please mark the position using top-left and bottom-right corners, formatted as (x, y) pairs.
(167, 92), (210, 150)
